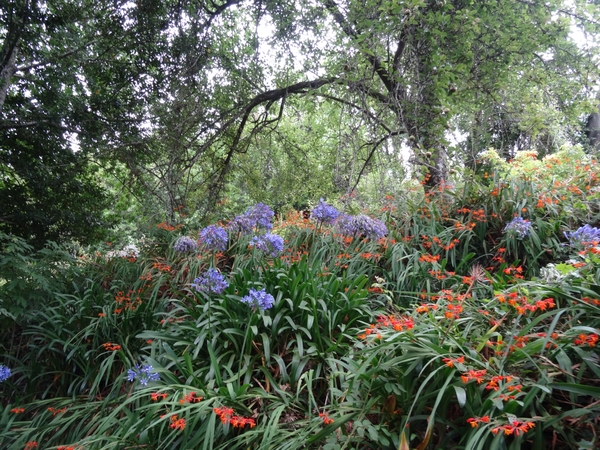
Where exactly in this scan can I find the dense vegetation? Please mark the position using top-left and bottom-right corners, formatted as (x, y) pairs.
(1, 148), (600, 449)
(2, 1), (600, 449)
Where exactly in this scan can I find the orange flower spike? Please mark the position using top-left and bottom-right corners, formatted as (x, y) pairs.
(319, 412), (335, 425)
(467, 418), (479, 428)
(10, 407), (25, 413)
(151, 392), (167, 401)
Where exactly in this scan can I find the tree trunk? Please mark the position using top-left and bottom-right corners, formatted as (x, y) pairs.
(0, 41), (18, 113)
(586, 106), (600, 153)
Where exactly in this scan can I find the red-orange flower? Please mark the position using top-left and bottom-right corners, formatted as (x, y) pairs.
(466, 416), (490, 428)
(461, 369), (487, 384)
(491, 420), (535, 436)
(101, 342), (121, 351)
(151, 392), (168, 401)
(442, 356), (465, 368)
(179, 391), (203, 404)
(10, 407), (24, 414)
(170, 415), (186, 431)
(319, 412), (335, 425)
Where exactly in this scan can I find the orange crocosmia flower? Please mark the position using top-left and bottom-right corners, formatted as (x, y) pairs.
(442, 356), (465, 367)
(10, 407), (25, 414)
(466, 416), (490, 428)
(180, 392), (203, 404)
(24, 443), (38, 450)
(170, 415), (186, 431)
(151, 392), (168, 401)
(319, 412), (335, 425)
(415, 304), (430, 313)
(461, 369), (487, 384)
(48, 407), (67, 415)
(102, 342), (121, 351)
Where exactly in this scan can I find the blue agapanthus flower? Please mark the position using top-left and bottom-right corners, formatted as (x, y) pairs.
(565, 225), (600, 246)
(199, 225), (228, 252)
(173, 236), (198, 252)
(250, 233), (284, 257)
(126, 364), (160, 385)
(240, 288), (275, 311)
(504, 217), (532, 238)
(335, 214), (387, 240)
(0, 365), (11, 382)
(229, 203), (274, 234)
(193, 268), (229, 294)
(311, 199), (340, 225)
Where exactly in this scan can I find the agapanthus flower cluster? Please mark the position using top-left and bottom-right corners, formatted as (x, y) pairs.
(565, 224), (600, 247)
(250, 233), (284, 257)
(199, 225), (228, 251)
(173, 236), (197, 253)
(503, 217), (531, 238)
(240, 288), (275, 310)
(311, 198), (340, 224)
(228, 203), (274, 234)
(126, 364), (160, 385)
(335, 214), (387, 240)
(0, 364), (11, 382)
(192, 268), (229, 295)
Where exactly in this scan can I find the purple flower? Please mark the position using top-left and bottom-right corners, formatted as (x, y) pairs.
(311, 199), (340, 225)
(335, 214), (387, 240)
(240, 288), (275, 311)
(228, 203), (274, 234)
(193, 268), (229, 294)
(504, 217), (532, 238)
(0, 365), (11, 382)
(126, 364), (160, 385)
(199, 225), (228, 252)
(173, 236), (197, 253)
(565, 225), (600, 246)
(250, 233), (284, 257)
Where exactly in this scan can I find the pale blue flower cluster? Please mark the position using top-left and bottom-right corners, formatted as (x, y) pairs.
(173, 236), (197, 252)
(335, 214), (388, 240)
(250, 233), (284, 257)
(193, 268), (229, 294)
(240, 288), (275, 310)
(126, 364), (160, 385)
(0, 364), (11, 382)
(565, 225), (600, 246)
(199, 225), (228, 251)
(504, 217), (532, 238)
(229, 203), (274, 234)
(311, 198), (340, 224)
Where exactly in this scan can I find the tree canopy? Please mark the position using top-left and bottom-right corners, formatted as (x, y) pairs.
(1, 0), (600, 242)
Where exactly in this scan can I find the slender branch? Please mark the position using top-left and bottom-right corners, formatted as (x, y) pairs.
(350, 131), (403, 193)
(321, 0), (395, 94)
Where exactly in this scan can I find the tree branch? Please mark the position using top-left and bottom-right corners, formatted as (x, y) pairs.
(350, 131), (403, 194)
(321, 0), (395, 94)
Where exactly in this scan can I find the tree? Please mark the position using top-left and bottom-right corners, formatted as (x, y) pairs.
(155, 0), (600, 204)
(0, 0), (176, 243)
(2, 0), (599, 235)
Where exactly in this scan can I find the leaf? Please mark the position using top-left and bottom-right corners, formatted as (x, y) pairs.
(453, 385), (467, 407)
(398, 428), (410, 450)
(549, 382), (600, 397)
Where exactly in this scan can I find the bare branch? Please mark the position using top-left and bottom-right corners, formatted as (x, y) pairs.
(350, 131), (403, 193)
